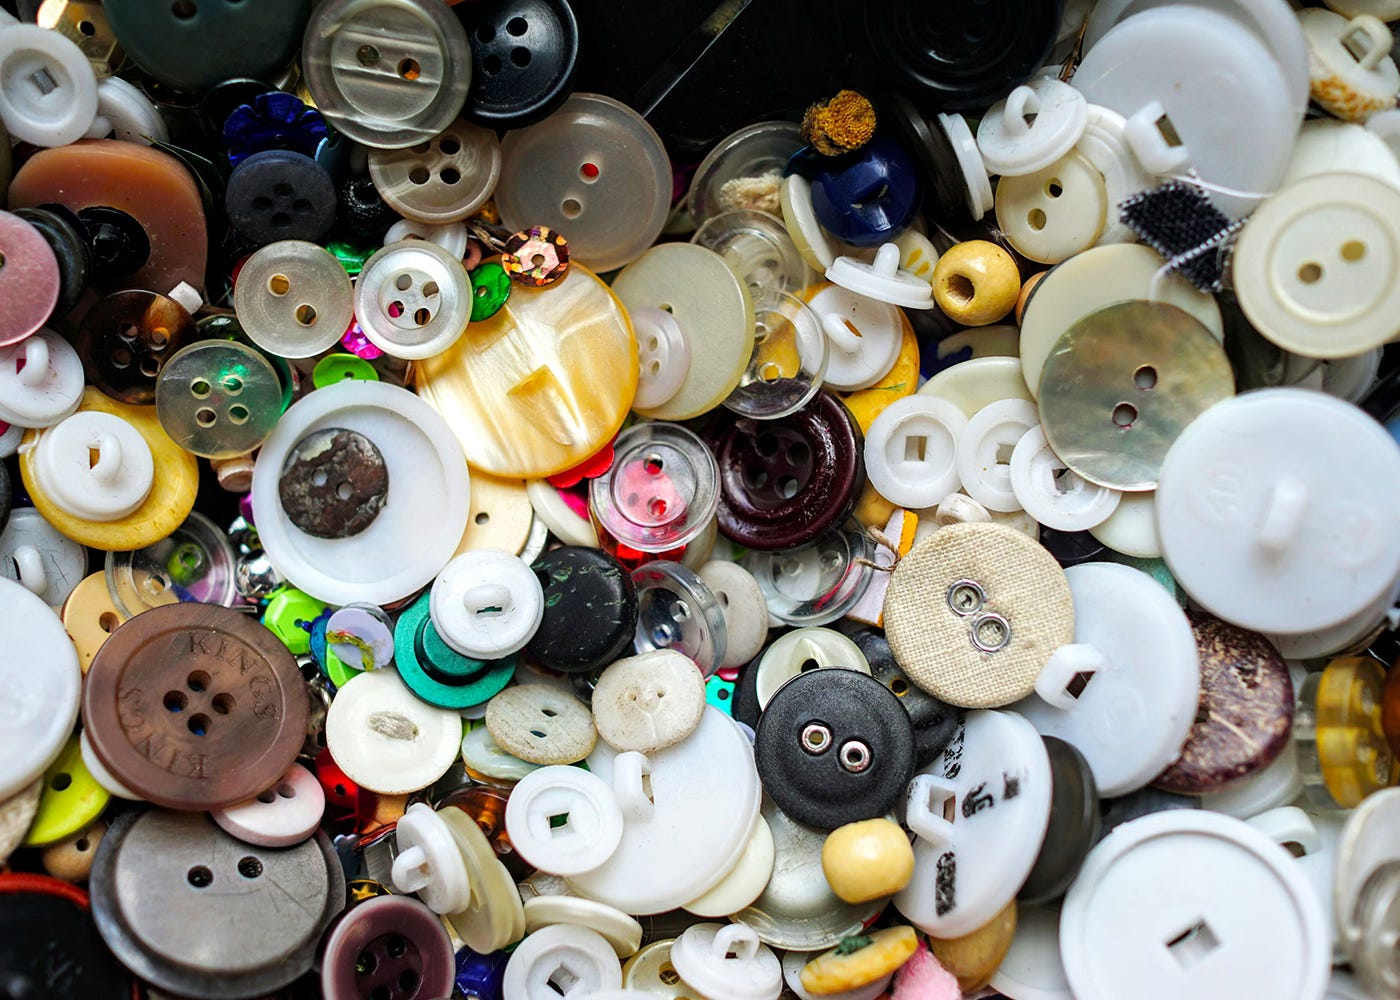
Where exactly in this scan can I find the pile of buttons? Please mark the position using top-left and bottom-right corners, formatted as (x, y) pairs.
(4, 0), (1400, 998)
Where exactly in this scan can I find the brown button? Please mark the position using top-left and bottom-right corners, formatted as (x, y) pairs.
(74, 290), (195, 405)
(81, 603), (309, 810)
(278, 427), (389, 539)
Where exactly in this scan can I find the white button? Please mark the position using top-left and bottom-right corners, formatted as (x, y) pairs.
(1010, 425), (1123, 531)
(389, 802), (472, 913)
(1300, 9), (1399, 122)
(1281, 119), (1400, 189)
(995, 150), (1108, 264)
(1089, 489), (1161, 558)
(1012, 562), (1199, 797)
(683, 815), (775, 918)
(631, 307), (691, 410)
(919, 355), (1034, 416)
(0, 24), (97, 146)
(324, 668), (463, 794)
(1199, 740), (1303, 820)
(87, 75), (167, 145)
(567, 708), (762, 914)
(1060, 811), (1329, 1000)
(505, 765), (623, 877)
(825, 243), (934, 310)
(806, 283), (903, 392)
(522, 896), (643, 958)
(355, 239), (472, 360)
(0, 507), (85, 608)
(988, 903), (1072, 1000)
(525, 479), (599, 548)
(894, 710), (1053, 937)
(1075, 105), (1152, 244)
(31, 410), (154, 522)
(460, 724), (541, 782)
(486, 684), (597, 766)
(0, 576), (79, 801)
(383, 219), (470, 260)
(956, 398), (1039, 513)
(977, 78), (1089, 177)
(863, 394), (967, 510)
(931, 491), (992, 527)
(326, 604), (395, 671)
(80, 729), (141, 801)
(754, 628), (871, 709)
(781, 173), (840, 271)
(669, 923), (782, 1000)
(233, 240), (354, 359)
(696, 561), (769, 669)
(0, 331), (84, 428)
(592, 649), (706, 754)
(0, 422), (21, 458)
(939, 112), (996, 219)
(1156, 388), (1400, 635)
(502, 924), (623, 1000)
(430, 549), (543, 659)
(1232, 172), (1400, 359)
(211, 763), (325, 849)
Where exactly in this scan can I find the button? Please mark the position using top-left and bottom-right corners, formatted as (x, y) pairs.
(1018, 736), (1099, 905)
(435, 802), (527, 951)
(807, 136), (920, 247)
(250, 381), (472, 606)
(526, 547), (638, 674)
(502, 224), (571, 287)
(413, 264), (636, 478)
(324, 667), (463, 795)
(884, 522), (1073, 709)
(711, 391), (864, 551)
(756, 667), (915, 830)
(503, 923), (624, 999)
(0, 24), (97, 147)
(302, 0), (472, 149)
(742, 525), (877, 628)
(369, 118), (501, 223)
(590, 422), (720, 553)
(89, 810), (344, 998)
(155, 339), (282, 460)
(220, 90), (326, 167)
(457, 472), (534, 556)
(669, 922), (782, 1000)
(60, 571), (126, 674)
(1301, 9), (1399, 123)
(691, 206), (816, 298)
(630, 306), (690, 410)
(631, 561), (727, 674)
(456, 945), (510, 999)
(895, 710), (1053, 937)
(1335, 788), (1400, 986)
(430, 549), (541, 660)
(1296, 657), (1393, 809)
(0, 329), (83, 428)
(104, 510), (238, 617)
(1060, 810), (1328, 1000)
(355, 238), (471, 360)
(41, 818), (107, 883)
(457, 0), (580, 128)
(0, 871), (133, 998)
(390, 802), (474, 912)
(592, 649), (707, 754)
(926, 903), (1019, 994)
(233, 240), (354, 359)
(504, 764), (623, 875)
(684, 815), (775, 918)
(802, 281), (902, 392)
(386, 217), (471, 259)
(1013, 562), (1197, 796)
(522, 896), (643, 958)
(956, 398), (1039, 512)
(278, 428), (389, 540)
(780, 173), (842, 272)
(853, 627), (959, 767)
(22, 732), (107, 848)
(0, 509), (75, 609)
(11, 205), (90, 318)
(995, 151), (1108, 264)
(1010, 425), (1123, 532)
(888, 96), (994, 221)
(320, 894), (457, 1000)
(313, 352), (379, 389)
(210, 762), (325, 849)
(724, 291), (829, 421)
(461, 723), (541, 782)
(1153, 613), (1294, 795)
(81, 602), (308, 810)
(74, 288), (193, 406)
(821, 818), (915, 904)
(467, 261), (512, 323)
(486, 684), (597, 765)
(29, 409), (153, 522)
(752, 627), (872, 709)
(624, 939), (703, 997)
(224, 149), (336, 247)
(397, 591), (518, 710)
(798, 926), (919, 996)
(0, 213), (60, 347)
(826, 243), (934, 310)
(696, 561), (769, 670)
(783, 948), (890, 1000)
(932, 240), (1020, 327)
(495, 93), (672, 273)
(977, 78), (1089, 177)
(327, 603), (395, 672)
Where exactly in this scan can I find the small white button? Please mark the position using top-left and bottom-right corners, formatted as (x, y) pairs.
(864, 394), (967, 511)
(0, 507), (85, 607)
(956, 398), (1039, 513)
(211, 763), (325, 850)
(384, 219), (470, 260)
(631, 307), (691, 410)
(977, 77), (1089, 177)
(389, 802), (471, 914)
(0, 331), (85, 429)
(31, 410), (154, 522)
(430, 549), (543, 659)
(668, 923), (782, 1000)
(0, 24), (98, 146)
(505, 765), (624, 877)
(355, 239), (472, 360)
(1089, 489), (1161, 558)
(326, 604), (395, 671)
(460, 724), (541, 782)
(87, 75), (167, 145)
(806, 283), (903, 392)
(485, 684), (597, 766)
(502, 924), (623, 1000)
(754, 628), (871, 709)
(825, 243), (934, 310)
(526, 479), (599, 548)
(696, 561), (769, 669)
(995, 150), (1108, 264)
(592, 649), (706, 754)
(1010, 425), (1123, 531)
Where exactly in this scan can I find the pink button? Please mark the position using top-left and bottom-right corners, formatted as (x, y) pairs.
(0, 212), (60, 347)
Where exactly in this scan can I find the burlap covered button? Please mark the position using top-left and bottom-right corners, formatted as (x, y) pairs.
(485, 684), (597, 765)
(882, 522), (1072, 708)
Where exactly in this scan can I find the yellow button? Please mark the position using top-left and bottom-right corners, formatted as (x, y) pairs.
(842, 316), (920, 529)
(413, 265), (637, 478)
(454, 473), (534, 556)
(60, 572), (127, 674)
(623, 940), (702, 998)
(23, 734), (110, 848)
(932, 240), (1021, 326)
(40, 818), (107, 883)
(1304, 656), (1398, 808)
(800, 926), (919, 994)
(929, 900), (1017, 993)
(21, 388), (198, 552)
(821, 817), (916, 903)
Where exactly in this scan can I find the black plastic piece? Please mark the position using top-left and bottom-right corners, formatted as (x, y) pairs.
(13, 206), (91, 317)
(1038, 527), (1109, 568)
(1020, 736), (1100, 905)
(526, 547), (639, 674)
(77, 207), (151, 283)
(334, 175), (399, 246)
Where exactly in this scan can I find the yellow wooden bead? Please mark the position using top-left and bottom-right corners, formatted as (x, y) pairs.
(932, 240), (1021, 327)
(821, 817), (916, 903)
(800, 926), (919, 995)
(40, 819), (107, 883)
(929, 900), (1018, 993)
(1015, 270), (1046, 324)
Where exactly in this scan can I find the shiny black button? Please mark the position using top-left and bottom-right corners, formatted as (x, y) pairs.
(526, 547), (639, 674)
(457, 0), (579, 128)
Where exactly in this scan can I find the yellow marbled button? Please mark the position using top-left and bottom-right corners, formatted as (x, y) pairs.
(800, 926), (919, 994)
(822, 817), (916, 903)
(932, 240), (1021, 327)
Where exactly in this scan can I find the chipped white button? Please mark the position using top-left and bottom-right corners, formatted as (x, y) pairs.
(592, 649), (706, 754)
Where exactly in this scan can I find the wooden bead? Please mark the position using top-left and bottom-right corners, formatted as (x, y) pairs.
(40, 820), (108, 883)
(932, 240), (1021, 327)
(822, 817), (915, 903)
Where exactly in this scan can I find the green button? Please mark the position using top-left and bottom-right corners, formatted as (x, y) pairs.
(313, 353), (381, 389)
(263, 586), (330, 655)
(706, 673), (735, 716)
(23, 735), (110, 848)
(469, 262), (511, 322)
(328, 240), (376, 277)
(324, 644), (363, 691)
(394, 593), (516, 710)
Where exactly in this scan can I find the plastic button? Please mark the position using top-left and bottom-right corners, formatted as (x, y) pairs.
(325, 668), (462, 795)
(0, 507), (85, 607)
(696, 561), (769, 670)
(0, 24), (97, 147)
(1300, 9), (1399, 123)
(74, 288), (193, 406)
(799, 926), (919, 996)
(742, 525), (876, 628)
(590, 423), (720, 554)
(591, 649), (706, 754)
(30, 410), (153, 522)
(369, 118), (500, 223)
(234, 240), (354, 360)
(0, 213), (60, 347)
(752, 627), (872, 710)
(683, 815), (775, 918)
(807, 137), (920, 247)
(994, 150), (1108, 264)
(956, 397), (1039, 513)
(804, 282), (903, 392)
(977, 78), (1089, 177)
(1019, 736), (1100, 905)
(821, 818), (916, 904)
(210, 763), (325, 849)
(669, 922), (782, 1000)
(503, 923), (623, 999)
(526, 547), (638, 675)
(456, 0), (580, 128)
(503, 765), (623, 875)
(631, 562), (727, 676)
(155, 340), (282, 460)
(320, 893), (456, 1000)
(854, 627), (959, 767)
(1010, 425), (1123, 532)
(430, 549), (542, 660)
(522, 896), (643, 959)
(225, 150), (336, 247)
(0, 329), (84, 428)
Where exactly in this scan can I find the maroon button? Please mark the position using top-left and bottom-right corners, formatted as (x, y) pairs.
(709, 391), (865, 550)
(320, 894), (455, 1000)
(74, 289), (195, 404)
(0, 211), (61, 347)
(82, 603), (310, 811)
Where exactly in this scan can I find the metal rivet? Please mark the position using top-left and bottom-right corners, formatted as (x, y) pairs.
(800, 722), (831, 754)
(838, 739), (872, 773)
(946, 579), (986, 616)
(970, 611), (1012, 652)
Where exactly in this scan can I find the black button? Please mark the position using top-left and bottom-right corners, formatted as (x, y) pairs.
(755, 667), (915, 831)
(526, 547), (639, 674)
(853, 628), (958, 767)
(729, 641), (770, 731)
(0, 876), (133, 1000)
(335, 174), (399, 245)
(1038, 527), (1109, 568)
(1019, 736), (1100, 905)
(12, 206), (90, 318)
(225, 150), (337, 247)
(885, 93), (981, 223)
(457, 0), (579, 128)
(76, 207), (151, 284)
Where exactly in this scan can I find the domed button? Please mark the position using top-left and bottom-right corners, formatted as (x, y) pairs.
(456, 0), (580, 128)
(225, 150), (337, 247)
(525, 547), (638, 674)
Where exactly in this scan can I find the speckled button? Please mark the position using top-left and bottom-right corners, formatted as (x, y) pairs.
(592, 649), (707, 754)
(883, 522), (1074, 709)
(526, 547), (638, 674)
(1153, 613), (1294, 795)
(0, 211), (60, 347)
(75, 290), (194, 405)
(485, 684), (597, 764)
(81, 603), (310, 811)
(710, 391), (864, 551)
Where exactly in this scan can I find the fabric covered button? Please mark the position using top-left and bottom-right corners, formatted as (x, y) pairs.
(486, 684), (597, 765)
(592, 649), (707, 754)
(526, 547), (638, 674)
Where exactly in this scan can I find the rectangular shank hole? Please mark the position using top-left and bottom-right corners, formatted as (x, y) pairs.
(547, 965), (579, 996)
(905, 435), (928, 462)
(1165, 919), (1220, 968)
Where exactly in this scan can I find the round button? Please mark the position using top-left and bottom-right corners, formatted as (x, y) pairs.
(631, 561), (728, 676)
(0, 872), (132, 998)
(0, 25), (98, 148)
(225, 150), (337, 247)
(9, 206), (87, 320)
(956, 398), (1040, 513)
(30, 410), (154, 522)
(324, 668), (463, 795)
(211, 763), (326, 848)
(1010, 425), (1123, 532)
(995, 150), (1108, 264)
(853, 628), (959, 767)
(753, 627), (872, 709)
(355, 238), (472, 359)
(797, 926), (919, 997)
(155, 340), (283, 460)
(723, 291), (829, 421)
(669, 923), (782, 1000)
(696, 560), (769, 670)
(0, 506), (86, 607)
(81, 602), (309, 811)
(630, 307), (690, 410)
(302, 0), (473, 149)
(504, 924), (623, 999)
(863, 394), (966, 510)
(526, 547), (638, 674)
(233, 240), (354, 359)
(394, 591), (517, 709)
(485, 684), (597, 765)
(742, 524), (876, 628)
(808, 137), (920, 247)
(523, 896), (643, 958)
(75, 289), (194, 405)
(0, 578), (79, 806)
(458, 0), (580, 128)
(278, 427), (389, 539)
(504, 765), (623, 875)
(60, 571), (127, 675)
(495, 93), (671, 273)
(977, 78), (1089, 177)
(431, 549), (543, 659)
(755, 668), (915, 831)
(883, 522), (1074, 709)
(820, 818), (916, 904)
(0, 212), (60, 347)
(369, 118), (501, 223)
(932, 239), (1021, 327)
(711, 391), (864, 551)
(804, 281), (904, 392)
(0, 331), (83, 429)
(590, 422), (720, 554)
(320, 894), (456, 1000)
(593, 649), (707, 754)
(469, 261), (512, 322)
(1019, 735), (1100, 905)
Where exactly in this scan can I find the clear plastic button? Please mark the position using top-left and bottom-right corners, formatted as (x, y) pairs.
(589, 423), (720, 554)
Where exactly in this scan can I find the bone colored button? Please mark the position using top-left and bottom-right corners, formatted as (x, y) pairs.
(486, 684), (597, 765)
(592, 649), (707, 754)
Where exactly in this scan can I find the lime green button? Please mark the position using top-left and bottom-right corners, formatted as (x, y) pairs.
(469, 262), (511, 322)
(263, 586), (329, 655)
(313, 353), (380, 389)
(23, 735), (110, 848)
(324, 644), (363, 691)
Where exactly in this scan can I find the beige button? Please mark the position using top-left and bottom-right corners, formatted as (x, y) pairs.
(755, 627), (871, 709)
(623, 940), (698, 998)
(522, 896), (643, 958)
(60, 571), (126, 674)
(485, 684), (597, 764)
(683, 816), (775, 918)
(233, 240), (354, 359)
(883, 522), (1073, 708)
(697, 561), (769, 669)
(40, 818), (107, 882)
(455, 473), (534, 556)
(0, 778), (41, 866)
(592, 650), (706, 754)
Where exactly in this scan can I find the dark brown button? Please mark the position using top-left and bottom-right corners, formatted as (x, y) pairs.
(1153, 612), (1294, 794)
(278, 427), (389, 539)
(75, 289), (195, 405)
(81, 603), (310, 811)
(709, 392), (864, 551)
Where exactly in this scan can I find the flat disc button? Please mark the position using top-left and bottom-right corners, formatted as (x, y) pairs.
(457, 0), (580, 127)
(0, 211), (60, 347)
(81, 603), (310, 811)
(278, 427), (389, 540)
(75, 290), (195, 405)
(155, 341), (283, 460)
(1038, 301), (1235, 491)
